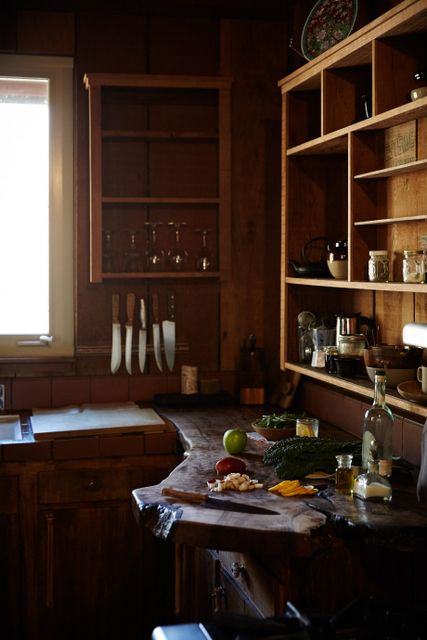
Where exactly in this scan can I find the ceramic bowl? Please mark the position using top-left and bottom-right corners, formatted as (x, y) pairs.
(252, 423), (295, 441)
(366, 366), (416, 388)
(326, 259), (348, 279)
(364, 345), (422, 369)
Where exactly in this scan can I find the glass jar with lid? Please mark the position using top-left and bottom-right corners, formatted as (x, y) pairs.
(368, 250), (389, 282)
(338, 334), (366, 357)
(402, 250), (424, 283)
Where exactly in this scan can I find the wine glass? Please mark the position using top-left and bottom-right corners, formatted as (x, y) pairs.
(123, 230), (142, 272)
(144, 222), (165, 271)
(195, 228), (213, 271)
(102, 229), (117, 272)
(167, 222), (188, 271)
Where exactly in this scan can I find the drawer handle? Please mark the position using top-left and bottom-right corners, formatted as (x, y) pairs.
(87, 481), (98, 491)
(46, 512), (55, 608)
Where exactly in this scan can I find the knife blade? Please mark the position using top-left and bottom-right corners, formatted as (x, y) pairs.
(138, 298), (147, 374)
(161, 487), (278, 515)
(162, 289), (176, 372)
(110, 293), (122, 374)
(125, 292), (135, 375)
(152, 292), (163, 372)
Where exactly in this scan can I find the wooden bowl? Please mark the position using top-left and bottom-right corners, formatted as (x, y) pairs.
(252, 423), (295, 441)
(366, 345), (422, 369)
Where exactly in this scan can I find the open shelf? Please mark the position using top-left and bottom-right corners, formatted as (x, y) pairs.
(285, 361), (427, 418)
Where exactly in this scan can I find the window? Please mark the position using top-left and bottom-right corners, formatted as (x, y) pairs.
(0, 55), (74, 357)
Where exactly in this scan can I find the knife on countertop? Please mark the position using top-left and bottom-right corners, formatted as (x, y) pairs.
(125, 292), (135, 375)
(161, 487), (278, 515)
(162, 289), (176, 372)
(152, 292), (163, 372)
(110, 293), (122, 374)
(138, 298), (147, 374)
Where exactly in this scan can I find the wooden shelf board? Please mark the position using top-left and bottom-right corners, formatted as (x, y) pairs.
(355, 159), (427, 179)
(84, 73), (233, 90)
(101, 271), (220, 279)
(285, 276), (427, 292)
(102, 129), (218, 141)
(102, 197), (220, 204)
(355, 214), (427, 226)
(287, 99), (427, 157)
(285, 361), (427, 418)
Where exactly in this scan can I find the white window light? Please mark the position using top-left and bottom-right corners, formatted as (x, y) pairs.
(0, 55), (74, 357)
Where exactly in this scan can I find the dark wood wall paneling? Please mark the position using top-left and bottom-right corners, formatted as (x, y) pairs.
(0, 6), (291, 405)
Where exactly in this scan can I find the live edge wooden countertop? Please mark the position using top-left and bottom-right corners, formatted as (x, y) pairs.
(132, 406), (427, 559)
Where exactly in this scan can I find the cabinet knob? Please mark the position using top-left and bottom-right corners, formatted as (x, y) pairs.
(87, 481), (98, 491)
(231, 561), (245, 578)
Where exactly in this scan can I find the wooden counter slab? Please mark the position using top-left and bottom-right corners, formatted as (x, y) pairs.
(132, 406), (427, 557)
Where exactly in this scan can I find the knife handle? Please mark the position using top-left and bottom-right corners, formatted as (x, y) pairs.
(126, 292), (135, 325)
(112, 293), (120, 323)
(161, 487), (207, 504)
(140, 298), (146, 328)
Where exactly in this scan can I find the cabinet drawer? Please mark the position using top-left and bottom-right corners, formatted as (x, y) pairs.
(38, 468), (142, 504)
(217, 550), (283, 617)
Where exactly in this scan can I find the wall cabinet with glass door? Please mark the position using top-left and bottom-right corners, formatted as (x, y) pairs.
(84, 73), (231, 283)
(280, 0), (427, 418)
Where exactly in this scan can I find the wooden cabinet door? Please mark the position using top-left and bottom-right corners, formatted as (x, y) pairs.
(0, 476), (23, 638)
(37, 503), (144, 640)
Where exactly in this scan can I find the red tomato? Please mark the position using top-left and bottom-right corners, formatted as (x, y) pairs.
(215, 456), (247, 475)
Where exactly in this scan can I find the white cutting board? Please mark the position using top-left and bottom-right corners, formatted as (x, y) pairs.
(30, 402), (167, 440)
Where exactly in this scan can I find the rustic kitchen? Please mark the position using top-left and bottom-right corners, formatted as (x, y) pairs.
(1, 0), (427, 638)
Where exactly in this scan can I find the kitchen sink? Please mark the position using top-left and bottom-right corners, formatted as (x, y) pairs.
(0, 415), (23, 442)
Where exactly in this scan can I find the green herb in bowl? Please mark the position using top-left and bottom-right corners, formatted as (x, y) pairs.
(254, 412), (305, 429)
(252, 412), (306, 441)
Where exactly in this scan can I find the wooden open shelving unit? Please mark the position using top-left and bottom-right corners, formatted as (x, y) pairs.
(279, 0), (427, 418)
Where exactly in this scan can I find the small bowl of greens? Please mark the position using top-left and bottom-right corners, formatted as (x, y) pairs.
(252, 412), (304, 441)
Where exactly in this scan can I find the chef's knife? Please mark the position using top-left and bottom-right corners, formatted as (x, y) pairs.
(162, 289), (176, 372)
(110, 293), (122, 374)
(161, 487), (278, 515)
(138, 298), (147, 374)
(125, 292), (135, 375)
(152, 292), (163, 372)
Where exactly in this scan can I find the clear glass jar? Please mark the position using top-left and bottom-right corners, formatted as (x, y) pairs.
(402, 250), (424, 283)
(335, 454), (354, 495)
(338, 334), (366, 356)
(368, 250), (389, 282)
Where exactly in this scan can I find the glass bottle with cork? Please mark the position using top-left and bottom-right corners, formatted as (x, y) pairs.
(335, 453), (354, 495)
(362, 370), (394, 477)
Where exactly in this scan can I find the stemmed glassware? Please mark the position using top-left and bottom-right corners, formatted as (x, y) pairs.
(102, 229), (117, 272)
(167, 221), (188, 271)
(195, 228), (213, 271)
(123, 230), (142, 272)
(144, 222), (165, 271)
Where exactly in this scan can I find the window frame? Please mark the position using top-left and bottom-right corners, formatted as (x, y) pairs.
(0, 54), (74, 358)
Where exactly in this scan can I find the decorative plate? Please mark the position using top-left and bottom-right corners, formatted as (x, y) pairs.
(301, 0), (358, 61)
(397, 380), (427, 404)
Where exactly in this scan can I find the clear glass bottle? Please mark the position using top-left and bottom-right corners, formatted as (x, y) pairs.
(353, 461), (392, 502)
(335, 454), (353, 495)
(362, 371), (394, 477)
